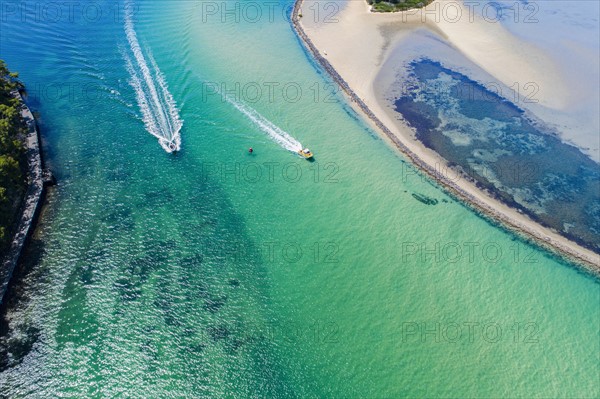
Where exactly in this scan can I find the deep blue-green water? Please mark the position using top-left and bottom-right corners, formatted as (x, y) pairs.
(0, 1), (598, 397)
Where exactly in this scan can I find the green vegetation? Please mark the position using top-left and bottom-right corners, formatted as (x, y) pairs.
(0, 60), (27, 253)
(367, 0), (434, 12)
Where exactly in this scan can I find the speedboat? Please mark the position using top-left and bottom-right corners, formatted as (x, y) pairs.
(160, 138), (178, 153)
(298, 148), (313, 159)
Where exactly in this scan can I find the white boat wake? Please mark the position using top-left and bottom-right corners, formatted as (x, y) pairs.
(222, 94), (302, 153)
(123, 1), (182, 153)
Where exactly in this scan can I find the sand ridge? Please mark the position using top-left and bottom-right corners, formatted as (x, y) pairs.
(293, 0), (600, 273)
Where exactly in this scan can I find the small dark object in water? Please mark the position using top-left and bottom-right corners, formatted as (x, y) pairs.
(412, 193), (438, 205)
(248, 147), (253, 154)
(42, 169), (56, 186)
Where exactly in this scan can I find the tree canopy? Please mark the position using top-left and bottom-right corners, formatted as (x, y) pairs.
(0, 60), (27, 252)
(367, 0), (434, 12)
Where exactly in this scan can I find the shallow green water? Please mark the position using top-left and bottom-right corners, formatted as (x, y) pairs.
(0, 1), (598, 397)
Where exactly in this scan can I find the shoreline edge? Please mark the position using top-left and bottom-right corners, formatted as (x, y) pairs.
(290, 0), (599, 275)
(0, 91), (50, 304)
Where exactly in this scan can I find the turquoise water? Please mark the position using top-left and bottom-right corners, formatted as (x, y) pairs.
(0, 1), (598, 397)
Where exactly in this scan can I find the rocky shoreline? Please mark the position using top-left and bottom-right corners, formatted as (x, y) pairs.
(0, 91), (53, 304)
(291, 0), (599, 275)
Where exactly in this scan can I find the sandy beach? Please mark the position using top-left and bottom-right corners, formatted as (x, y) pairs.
(293, 0), (600, 272)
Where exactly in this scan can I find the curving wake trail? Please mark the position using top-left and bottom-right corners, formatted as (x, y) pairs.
(123, 1), (182, 153)
(222, 94), (302, 153)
